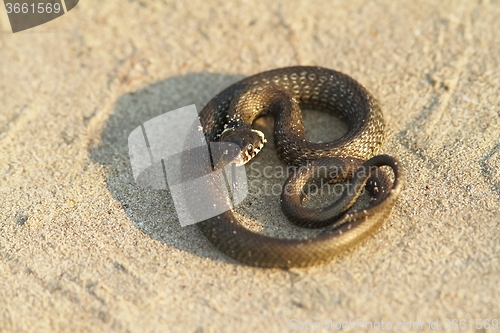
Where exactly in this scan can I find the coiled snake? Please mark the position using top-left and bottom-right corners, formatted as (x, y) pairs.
(191, 66), (404, 268)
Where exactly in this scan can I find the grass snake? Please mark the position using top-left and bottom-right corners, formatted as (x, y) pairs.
(187, 66), (404, 268)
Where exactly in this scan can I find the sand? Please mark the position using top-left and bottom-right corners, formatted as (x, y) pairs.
(1, 1), (499, 332)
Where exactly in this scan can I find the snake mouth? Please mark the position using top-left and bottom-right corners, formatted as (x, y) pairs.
(219, 128), (266, 166)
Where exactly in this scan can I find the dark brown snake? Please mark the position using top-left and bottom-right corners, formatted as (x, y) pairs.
(190, 66), (404, 268)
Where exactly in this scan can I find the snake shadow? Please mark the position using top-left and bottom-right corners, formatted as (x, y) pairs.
(90, 72), (246, 264)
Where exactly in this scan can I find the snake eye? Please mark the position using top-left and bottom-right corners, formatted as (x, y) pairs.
(247, 144), (254, 153)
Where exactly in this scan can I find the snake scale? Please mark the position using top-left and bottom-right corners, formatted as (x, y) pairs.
(190, 66), (404, 268)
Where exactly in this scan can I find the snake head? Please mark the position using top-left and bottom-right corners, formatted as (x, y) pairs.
(219, 128), (266, 165)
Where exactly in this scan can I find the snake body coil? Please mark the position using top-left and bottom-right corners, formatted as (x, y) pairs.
(193, 66), (404, 268)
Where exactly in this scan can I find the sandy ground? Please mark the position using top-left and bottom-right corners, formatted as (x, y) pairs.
(1, 1), (499, 332)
